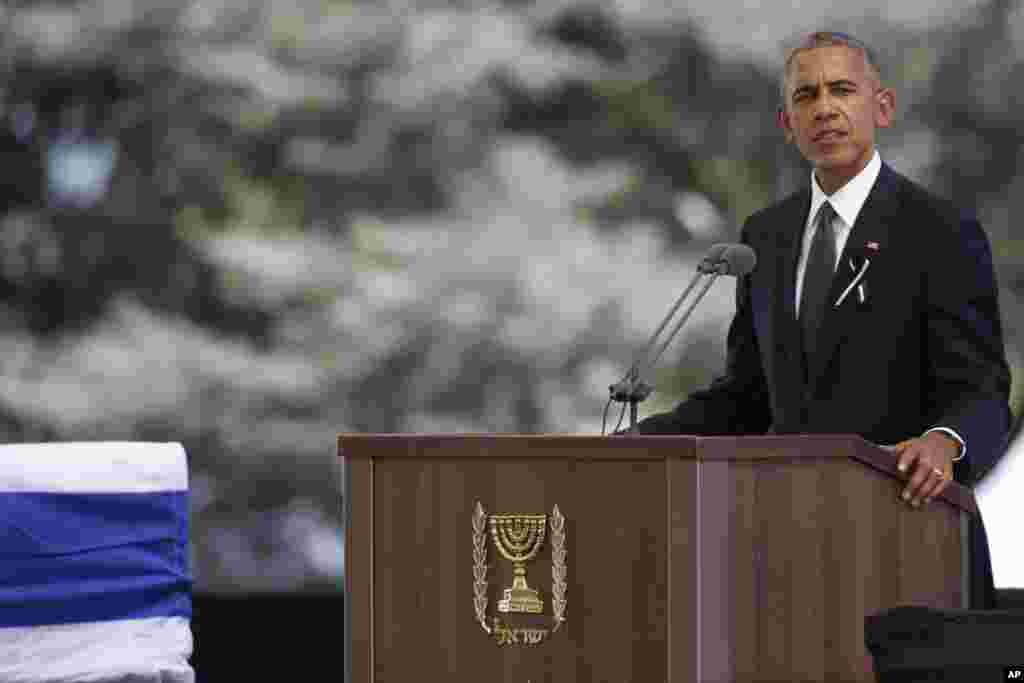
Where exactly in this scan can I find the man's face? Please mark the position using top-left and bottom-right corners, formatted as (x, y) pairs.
(778, 45), (894, 193)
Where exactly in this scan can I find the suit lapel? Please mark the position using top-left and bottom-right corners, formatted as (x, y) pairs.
(775, 192), (807, 326)
(806, 164), (900, 390)
(764, 189), (810, 429)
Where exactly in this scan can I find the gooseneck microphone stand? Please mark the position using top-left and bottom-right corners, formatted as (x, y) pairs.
(609, 244), (752, 433)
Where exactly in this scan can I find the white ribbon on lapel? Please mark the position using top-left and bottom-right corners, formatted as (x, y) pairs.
(834, 258), (871, 308)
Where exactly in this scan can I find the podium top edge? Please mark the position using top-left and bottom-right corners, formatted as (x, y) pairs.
(338, 432), (870, 447)
(335, 433), (896, 456)
(337, 433), (976, 515)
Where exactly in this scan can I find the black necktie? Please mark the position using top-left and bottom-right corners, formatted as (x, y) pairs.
(800, 201), (837, 364)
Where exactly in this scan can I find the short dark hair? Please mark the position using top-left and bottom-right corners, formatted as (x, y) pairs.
(780, 31), (882, 105)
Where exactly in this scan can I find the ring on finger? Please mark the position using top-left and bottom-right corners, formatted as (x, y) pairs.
(931, 467), (945, 479)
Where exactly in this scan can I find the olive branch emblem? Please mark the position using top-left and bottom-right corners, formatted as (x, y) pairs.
(472, 501), (567, 643)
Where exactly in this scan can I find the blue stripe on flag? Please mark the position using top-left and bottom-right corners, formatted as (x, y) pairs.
(0, 492), (191, 628)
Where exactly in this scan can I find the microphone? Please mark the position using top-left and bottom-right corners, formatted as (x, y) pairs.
(715, 243), (757, 276)
(697, 243), (731, 274)
(608, 242), (757, 433)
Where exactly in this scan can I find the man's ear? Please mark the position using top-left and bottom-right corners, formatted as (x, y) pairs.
(875, 87), (896, 129)
(777, 107), (794, 144)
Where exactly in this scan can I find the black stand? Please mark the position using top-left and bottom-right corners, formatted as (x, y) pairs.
(609, 367), (652, 434)
(609, 270), (721, 433)
(607, 242), (756, 434)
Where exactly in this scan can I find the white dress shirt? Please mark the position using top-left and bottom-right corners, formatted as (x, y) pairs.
(793, 150), (965, 459)
(794, 150), (881, 312)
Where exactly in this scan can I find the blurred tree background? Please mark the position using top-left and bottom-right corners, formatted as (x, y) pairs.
(0, 0), (1021, 593)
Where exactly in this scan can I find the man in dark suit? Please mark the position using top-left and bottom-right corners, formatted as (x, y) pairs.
(634, 32), (1012, 606)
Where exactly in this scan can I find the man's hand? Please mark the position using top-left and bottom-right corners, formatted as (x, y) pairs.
(892, 432), (957, 507)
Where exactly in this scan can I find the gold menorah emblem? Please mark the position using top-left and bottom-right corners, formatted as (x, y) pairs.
(473, 502), (566, 645)
(489, 513), (547, 614)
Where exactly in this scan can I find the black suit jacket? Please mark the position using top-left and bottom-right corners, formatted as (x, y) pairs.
(637, 163), (1012, 607)
(639, 163), (1012, 481)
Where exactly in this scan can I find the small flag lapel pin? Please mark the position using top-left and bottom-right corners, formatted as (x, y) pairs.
(866, 241), (880, 251)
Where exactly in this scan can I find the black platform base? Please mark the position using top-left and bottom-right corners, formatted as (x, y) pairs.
(190, 592), (345, 681)
(865, 604), (1024, 682)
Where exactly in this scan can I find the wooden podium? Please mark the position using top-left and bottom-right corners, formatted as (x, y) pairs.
(340, 434), (975, 682)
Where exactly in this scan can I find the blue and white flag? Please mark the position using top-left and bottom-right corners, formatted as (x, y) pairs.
(0, 442), (193, 682)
